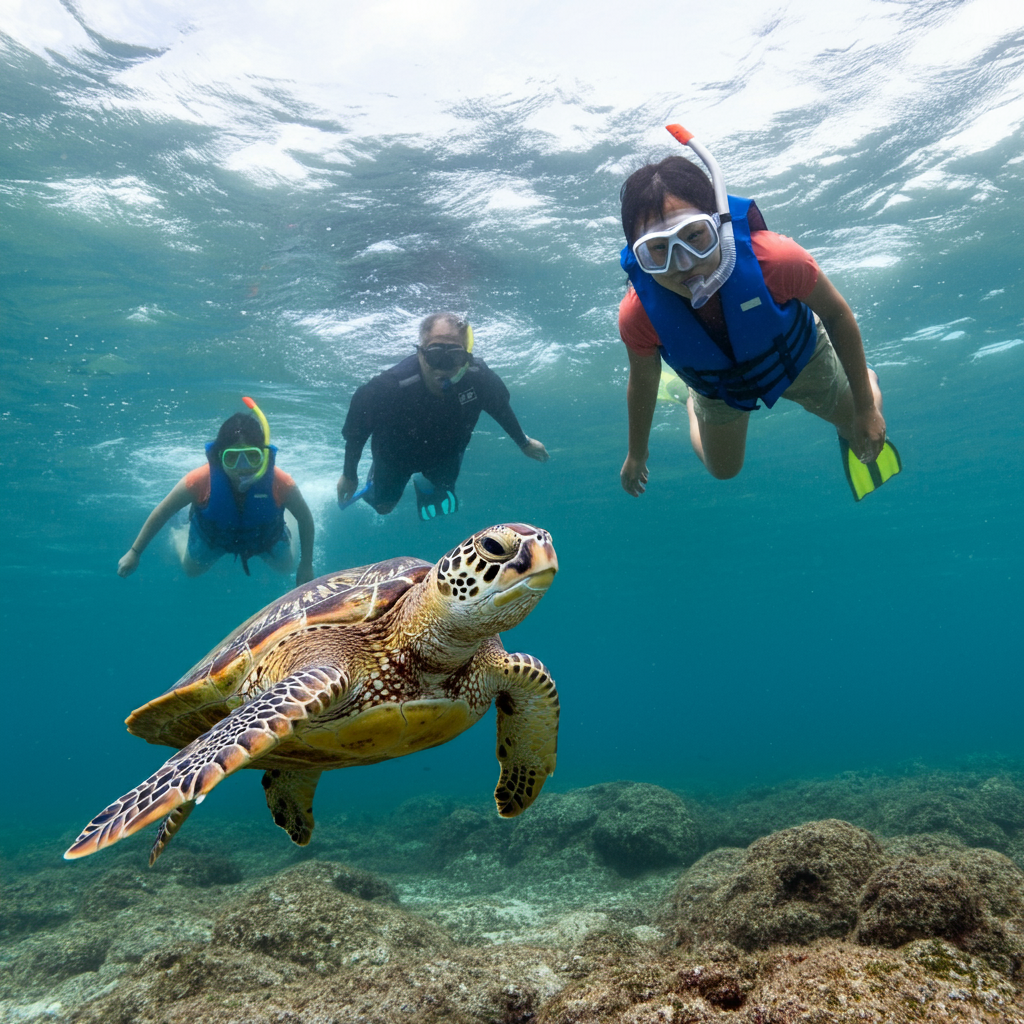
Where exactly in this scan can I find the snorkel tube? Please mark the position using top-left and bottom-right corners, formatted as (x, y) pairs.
(452, 323), (474, 383)
(240, 396), (271, 490)
(664, 124), (736, 309)
(441, 321), (475, 390)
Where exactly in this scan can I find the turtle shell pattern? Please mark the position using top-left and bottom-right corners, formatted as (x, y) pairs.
(127, 556), (431, 750)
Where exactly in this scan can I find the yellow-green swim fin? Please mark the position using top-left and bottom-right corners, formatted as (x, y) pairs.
(840, 437), (902, 501)
(657, 367), (689, 405)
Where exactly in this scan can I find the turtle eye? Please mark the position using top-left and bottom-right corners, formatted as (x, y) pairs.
(473, 530), (518, 562)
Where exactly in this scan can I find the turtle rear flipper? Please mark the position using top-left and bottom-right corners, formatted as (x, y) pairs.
(262, 768), (322, 846)
(149, 800), (196, 866)
(486, 652), (559, 817)
(64, 667), (351, 861)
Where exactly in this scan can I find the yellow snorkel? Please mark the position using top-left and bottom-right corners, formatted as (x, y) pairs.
(448, 322), (474, 386)
(241, 396), (271, 485)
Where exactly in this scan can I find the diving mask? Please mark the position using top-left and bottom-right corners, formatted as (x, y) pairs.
(419, 343), (470, 371)
(632, 212), (721, 275)
(221, 447), (265, 471)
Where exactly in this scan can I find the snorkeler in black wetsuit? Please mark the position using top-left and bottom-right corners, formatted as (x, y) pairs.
(337, 312), (548, 518)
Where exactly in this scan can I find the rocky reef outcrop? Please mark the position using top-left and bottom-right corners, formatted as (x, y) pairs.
(4, 769), (1024, 1023)
(663, 818), (1024, 967)
(667, 819), (889, 949)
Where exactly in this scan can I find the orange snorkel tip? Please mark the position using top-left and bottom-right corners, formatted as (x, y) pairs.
(665, 124), (694, 146)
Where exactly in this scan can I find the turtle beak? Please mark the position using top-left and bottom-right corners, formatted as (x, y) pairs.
(525, 568), (556, 592)
(492, 553), (558, 608)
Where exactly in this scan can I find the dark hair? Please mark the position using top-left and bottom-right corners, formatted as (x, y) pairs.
(208, 413), (264, 461)
(419, 312), (469, 347)
(620, 156), (716, 246)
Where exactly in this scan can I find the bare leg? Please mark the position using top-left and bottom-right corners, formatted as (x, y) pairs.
(181, 551), (215, 576)
(822, 369), (884, 441)
(179, 523), (220, 576)
(686, 395), (750, 480)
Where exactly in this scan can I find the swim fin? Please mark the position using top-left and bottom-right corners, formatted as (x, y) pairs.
(413, 474), (458, 521)
(338, 482), (370, 510)
(840, 437), (902, 501)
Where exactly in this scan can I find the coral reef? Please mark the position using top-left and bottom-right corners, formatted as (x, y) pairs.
(3, 768), (1024, 1023)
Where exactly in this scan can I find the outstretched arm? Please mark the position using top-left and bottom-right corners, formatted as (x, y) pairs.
(117, 477), (194, 577)
(804, 271), (886, 463)
(621, 348), (661, 496)
(284, 485), (316, 584)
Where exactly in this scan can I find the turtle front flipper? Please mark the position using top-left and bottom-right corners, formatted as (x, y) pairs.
(64, 667), (351, 861)
(262, 768), (322, 846)
(483, 651), (559, 817)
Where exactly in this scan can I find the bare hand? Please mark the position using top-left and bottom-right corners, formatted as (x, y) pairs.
(620, 453), (649, 496)
(337, 474), (358, 504)
(118, 549), (140, 577)
(296, 560), (314, 586)
(848, 405), (887, 464)
(521, 437), (549, 463)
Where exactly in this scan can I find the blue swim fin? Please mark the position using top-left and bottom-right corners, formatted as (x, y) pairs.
(840, 437), (902, 501)
(338, 482), (371, 510)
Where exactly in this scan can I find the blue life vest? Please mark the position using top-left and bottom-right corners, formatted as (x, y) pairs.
(621, 195), (817, 411)
(191, 444), (285, 575)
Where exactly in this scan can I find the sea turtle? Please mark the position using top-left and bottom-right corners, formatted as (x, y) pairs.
(65, 522), (559, 865)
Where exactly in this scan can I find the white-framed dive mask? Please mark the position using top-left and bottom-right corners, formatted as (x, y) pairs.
(632, 212), (722, 275)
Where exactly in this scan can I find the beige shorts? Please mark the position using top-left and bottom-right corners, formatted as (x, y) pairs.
(688, 317), (851, 426)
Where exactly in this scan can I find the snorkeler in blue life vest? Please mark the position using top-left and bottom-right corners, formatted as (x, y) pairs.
(118, 399), (316, 584)
(618, 124), (901, 502)
(337, 313), (549, 520)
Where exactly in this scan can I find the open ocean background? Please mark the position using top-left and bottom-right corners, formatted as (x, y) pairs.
(2, 0), (1022, 858)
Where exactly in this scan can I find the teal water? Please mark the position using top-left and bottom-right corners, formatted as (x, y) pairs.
(2, 1), (1022, 851)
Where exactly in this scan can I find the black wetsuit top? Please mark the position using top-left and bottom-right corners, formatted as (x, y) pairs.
(342, 354), (529, 479)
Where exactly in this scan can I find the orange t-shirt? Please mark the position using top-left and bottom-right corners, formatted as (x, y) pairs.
(619, 230), (821, 356)
(183, 465), (295, 509)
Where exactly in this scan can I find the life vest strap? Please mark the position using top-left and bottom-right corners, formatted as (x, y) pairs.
(676, 305), (815, 408)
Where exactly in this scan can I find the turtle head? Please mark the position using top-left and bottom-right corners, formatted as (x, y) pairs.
(432, 523), (557, 636)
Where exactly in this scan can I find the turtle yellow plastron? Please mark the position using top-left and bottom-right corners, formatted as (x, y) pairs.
(65, 523), (559, 865)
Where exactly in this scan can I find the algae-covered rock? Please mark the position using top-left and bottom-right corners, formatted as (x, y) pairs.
(699, 769), (1024, 858)
(503, 788), (601, 866)
(429, 804), (506, 869)
(667, 819), (888, 950)
(591, 783), (699, 876)
(855, 856), (985, 947)
(0, 872), (81, 937)
(881, 792), (1009, 851)
(212, 860), (437, 971)
(154, 849), (245, 889)
(77, 865), (159, 921)
(977, 774), (1024, 834)
(3, 922), (112, 993)
(855, 847), (1024, 956)
(537, 938), (1022, 1024)
(502, 782), (699, 878)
